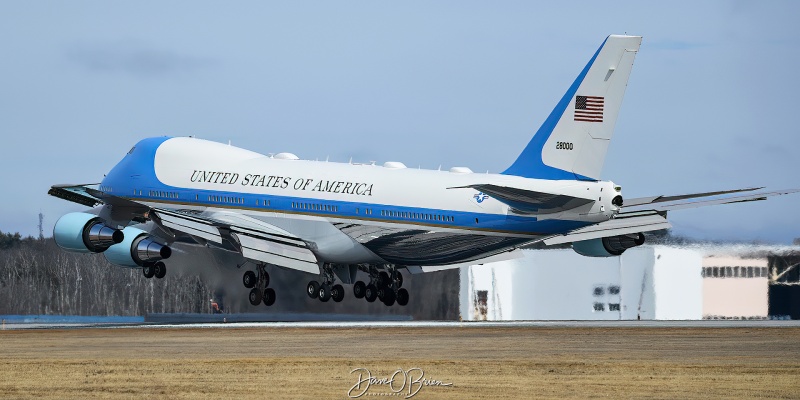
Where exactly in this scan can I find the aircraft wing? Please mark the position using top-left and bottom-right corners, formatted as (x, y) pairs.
(620, 188), (800, 213)
(543, 211), (671, 245)
(48, 184), (104, 207)
(48, 184), (320, 274)
(151, 209), (319, 274)
(448, 184), (594, 213)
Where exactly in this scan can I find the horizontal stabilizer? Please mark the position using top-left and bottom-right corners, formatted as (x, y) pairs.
(623, 187), (763, 208)
(449, 184), (594, 213)
(543, 212), (671, 245)
(621, 188), (799, 213)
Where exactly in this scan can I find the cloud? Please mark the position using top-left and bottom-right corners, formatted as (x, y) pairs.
(65, 42), (217, 77)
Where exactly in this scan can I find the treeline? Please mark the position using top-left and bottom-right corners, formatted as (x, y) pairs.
(0, 235), (214, 316)
(0, 231), (460, 319)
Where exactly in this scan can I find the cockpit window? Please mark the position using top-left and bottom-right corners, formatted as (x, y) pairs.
(127, 146), (136, 155)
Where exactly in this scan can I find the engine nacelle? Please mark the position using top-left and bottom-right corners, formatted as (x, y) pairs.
(103, 226), (172, 267)
(53, 212), (124, 253)
(572, 233), (645, 257)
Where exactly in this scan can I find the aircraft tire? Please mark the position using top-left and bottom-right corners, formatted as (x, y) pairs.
(332, 284), (345, 302)
(396, 288), (409, 306)
(365, 284), (378, 302)
(319, 284), (332, 302)
(307, 281), (320, 299)
(263, 288), (276, 306)
(249, 288), (261, 306)
(243, 271), (256, 288)
(154, 262), (166, 279)
(382, 290), (396, 306)
(353, 281), (366, 299)
(142, 264), (155, 279)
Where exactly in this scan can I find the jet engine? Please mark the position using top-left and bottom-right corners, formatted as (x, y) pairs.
(53, 212), (124, 253)
(572, 233), (645, 257)
(103, 226), (172, 268)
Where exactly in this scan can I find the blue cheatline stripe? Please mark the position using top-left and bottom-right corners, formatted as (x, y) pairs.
(115, 185), (590, 236)
(502, 36), (608, 181)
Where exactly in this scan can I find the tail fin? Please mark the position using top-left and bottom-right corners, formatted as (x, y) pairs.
(503, 35), (642, 181)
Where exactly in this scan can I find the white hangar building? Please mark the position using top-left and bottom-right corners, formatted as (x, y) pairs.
(459, 245), (772, 321)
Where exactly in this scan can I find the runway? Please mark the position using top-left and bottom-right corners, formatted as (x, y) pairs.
(3, 320), (799, 399)
(4, 318), (800, 330)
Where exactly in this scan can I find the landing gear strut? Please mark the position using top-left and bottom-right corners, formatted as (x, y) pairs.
(243, 263), (275, 306)
(307, 263), (345, 303)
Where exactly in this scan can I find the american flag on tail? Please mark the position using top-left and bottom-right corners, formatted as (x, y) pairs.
(574, 95), (604, 122)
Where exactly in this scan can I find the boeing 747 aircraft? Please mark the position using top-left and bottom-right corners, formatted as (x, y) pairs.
(49, 35), (798, 307)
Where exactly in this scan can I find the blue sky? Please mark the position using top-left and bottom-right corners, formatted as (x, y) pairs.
(1, 1), (798, 243)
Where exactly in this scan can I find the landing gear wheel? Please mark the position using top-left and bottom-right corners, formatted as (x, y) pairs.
(263, 288), (276, 306)
(319, 284), (332, 302)
(332, 284), (345, 302)
(365, 284), (378, 302)
(307, 281), (320, 299)
(396, 288), (409, 306)
(249, 288), (261, 306)
(142, 264), (155, 279)
(382, 289), (396, 306)
(377, 287), (387, 302)
(154, 262), (166, 279)
(380, 271), (391, 287)
(262, 271), (270, 288)
(353, 281), (366, 299)
(243, 271), (256, 288)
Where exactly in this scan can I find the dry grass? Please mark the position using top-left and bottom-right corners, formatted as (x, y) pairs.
(1, 326), (799, 399)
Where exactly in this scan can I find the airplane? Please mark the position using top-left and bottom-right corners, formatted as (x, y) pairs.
(48, 35), (799, 308)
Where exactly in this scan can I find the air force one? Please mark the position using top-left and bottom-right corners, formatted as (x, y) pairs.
(49, 35), (798, 307)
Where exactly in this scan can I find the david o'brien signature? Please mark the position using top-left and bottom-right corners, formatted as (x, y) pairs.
(348, 367), (454, 398)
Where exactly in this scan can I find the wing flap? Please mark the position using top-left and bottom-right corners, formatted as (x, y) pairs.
(233, 233), (319, 274)
(543, 213), (671, 245)
(152, 209), (223, 244)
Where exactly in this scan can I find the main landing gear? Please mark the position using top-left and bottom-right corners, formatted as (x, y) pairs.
(353, 265), (409, 307)
(243, 263), (275, 307)
(142, 261), (167, 279)
(304, 263), (409, 307)
(306, 263), (345, 303)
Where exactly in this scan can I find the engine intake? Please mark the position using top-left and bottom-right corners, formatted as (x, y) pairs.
(572, 233), (645, 257)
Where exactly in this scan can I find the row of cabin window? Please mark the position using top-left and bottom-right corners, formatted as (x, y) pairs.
(381, 210), (453, 222)
(702, 266), (768, 278)
(291, 202), (338, 212)
(149, 190), (179, 199)
(208, 195), (244, 204)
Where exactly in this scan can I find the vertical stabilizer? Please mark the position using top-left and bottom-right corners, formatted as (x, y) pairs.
(503, 35), (642, 181)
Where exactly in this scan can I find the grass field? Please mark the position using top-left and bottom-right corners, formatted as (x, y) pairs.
(2, 326), (799, 399)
